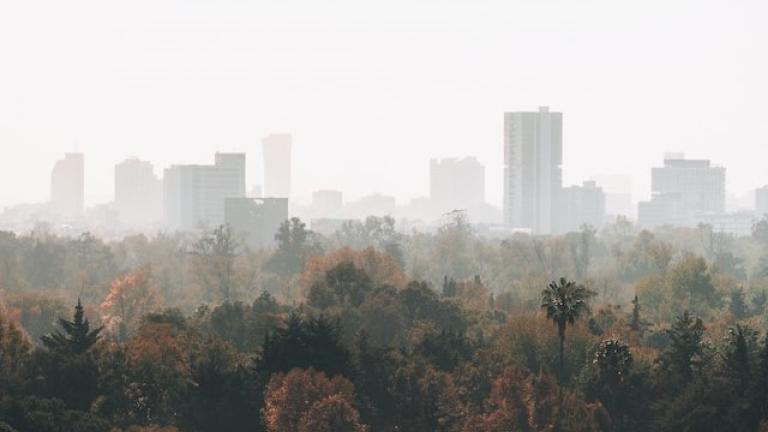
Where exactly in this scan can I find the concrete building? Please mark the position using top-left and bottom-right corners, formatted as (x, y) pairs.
(50, 153), (84, 219)
(638, 154), (726, 228)
(262, 133), (292, 198)
(559, 180), (606, 233)
(225, 197), (288, 247)
(114, 158), (162, 226)
(503, 107), (562, 234)
(163, 153), (246, 230)
(756, 185), (768, 217)
(430, 157), (485, 214)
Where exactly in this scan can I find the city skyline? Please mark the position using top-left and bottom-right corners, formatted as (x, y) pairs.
(2, 1), (767, 209)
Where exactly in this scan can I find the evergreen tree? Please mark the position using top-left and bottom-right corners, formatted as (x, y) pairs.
(40, 299), (102, 354)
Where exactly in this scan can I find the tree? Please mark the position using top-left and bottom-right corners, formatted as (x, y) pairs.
(101, 266), (158, 340)
(262, 368), (364, 432)
(41, 299), (102, 354)
(629, 295), (644, 333)
(541, 277), (594, 380)
(659, 311), (706, 385)
(267, 218), (322, 276)
(729, 288), (748, 320)
(191, 224), (239, 302)
(258, 314), (351, 377)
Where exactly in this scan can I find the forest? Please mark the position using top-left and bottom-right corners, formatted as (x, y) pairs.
(3, 213), (768, 431)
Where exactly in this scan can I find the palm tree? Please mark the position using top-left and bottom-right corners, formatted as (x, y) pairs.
(541, 277), (594, 379)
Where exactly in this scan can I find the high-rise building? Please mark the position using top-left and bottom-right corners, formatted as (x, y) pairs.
(638, 154), (725, 228)
(163, 153), (246, 230)
(114, 158), (162, 226)
(503, 107), (562, 234)
(50, 153), (84, 219)
(430, 157), (485, 214)
(262, 134), (292, 198)
(225, 197), (288, 247)
(559, 181), (606, 233)
(756, 186), (768, 217)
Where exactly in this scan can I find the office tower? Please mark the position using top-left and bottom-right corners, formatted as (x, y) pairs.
(312, 190), (343, 217)
(503, 106), (562, 234)
(114, 158), (162, 226)
(430, 157), (485, 213)
(756, 186), (768, 217)
(262, 133), (292, 198)
(559, 181), (606, 233)
(50, 153), (84, 219)
(638, 154), (725, 228)
(225, 197), (288, 247)
(163, 153), (246, 230)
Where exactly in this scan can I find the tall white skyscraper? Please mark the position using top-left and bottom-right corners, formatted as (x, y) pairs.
(114, 158), (162, 226)
(50, 153), (84, 219)
(262, 133), (292, 199)
(430, 157), (485, 214)
(163, 153), (246, 230)
(503, 107), (562, 234)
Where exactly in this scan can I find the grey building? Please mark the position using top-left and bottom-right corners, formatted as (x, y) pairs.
(503, 106), (562, 234)
(638, 154), (726, 228)
(50, 153), (84, 219)
(559, 180), (606, 233)
(225, 197), (288, 247)
(163, 153), (246, 230)
(114, 158), (162, 226)
(756, 185), (768, 217)
(262, 133), (292, 199)
(430, 157), (485, 214)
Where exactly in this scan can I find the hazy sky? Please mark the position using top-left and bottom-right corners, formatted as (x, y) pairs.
(1, 0), (767, 208)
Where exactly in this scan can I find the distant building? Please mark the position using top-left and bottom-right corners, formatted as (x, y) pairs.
(345, 193), (396, 219)
(756, 185), (768, 217)
(249, 185), (263, 198)
(591, 174), (634, 218)
(312, 190), (343, 217)
(114, 158), (162, 226)
(163, 153), (246, 230)
(559, 181), (606, 233)
(698, 211), (756, 237)
(262, 134), (292, 198)
(225, 197), (288, 247)
(503, 107), (562, 234)
(638, 154), (725, 228)
(430, 157), (485, 214)
(50, 153), (84, 219)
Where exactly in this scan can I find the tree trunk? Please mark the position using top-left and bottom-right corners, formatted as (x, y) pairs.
(558, 325), (565, 381)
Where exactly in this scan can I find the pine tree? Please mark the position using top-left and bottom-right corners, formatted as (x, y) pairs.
(41, 298), (103, 354)
(630, 295), (643, 332)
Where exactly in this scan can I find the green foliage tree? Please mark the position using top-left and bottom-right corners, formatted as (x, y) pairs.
(191, 224), (239, 302)
(40, 299), (102, 354)
(267, 218), (322, 276)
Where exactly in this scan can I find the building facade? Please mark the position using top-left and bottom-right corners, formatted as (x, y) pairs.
(224, 197), (288, 247)
(163, 153), (246, 230)
(262, 133), (292, 199)
(503, 107), (562, 234)
(430, 157), (485, 214)
(638, 155), (726, 228)
(114, 158), (162, 226)
(50, 153), (84, 219)
(559, 180), (606, 233)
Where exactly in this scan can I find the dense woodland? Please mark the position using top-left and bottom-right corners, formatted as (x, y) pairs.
(4, 213), (768, 431)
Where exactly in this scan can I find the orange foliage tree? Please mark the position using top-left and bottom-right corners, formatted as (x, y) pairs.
(263, 368), (366, 432)
(301, 247), (407, 292)
(101, 266), (158, 339)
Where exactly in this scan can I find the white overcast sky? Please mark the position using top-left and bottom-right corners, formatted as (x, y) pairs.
(1, 0), (767, 208)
